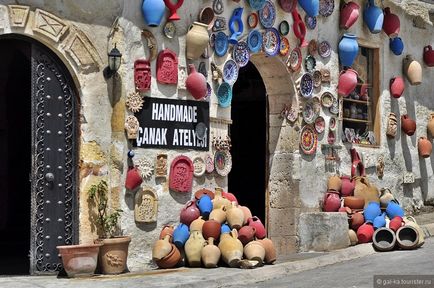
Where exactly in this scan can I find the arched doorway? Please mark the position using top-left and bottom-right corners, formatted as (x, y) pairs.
(0, 36), (79, 275)
(229, 62), (267, 222)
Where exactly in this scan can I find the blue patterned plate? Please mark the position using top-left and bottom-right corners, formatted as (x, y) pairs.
(232, 41), (250, 67)
(305, 15), (317, 30)
(262, 27), (280, 56)
(319, 0), (334, 17)
(304, 55), (316, 73)
(300, 73), (314, 98)
(249, 0), (266, 10)
(259, 0), (276, 28)
(214, 31), (229, 57)
(222, 59), (239, 86)
(217, 82), (233, 108)
(247, 30), (263, 53)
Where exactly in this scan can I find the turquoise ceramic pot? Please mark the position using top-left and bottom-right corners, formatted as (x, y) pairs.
(338, 33), (359, 67)
(363, 0), (384, 33)
(364, 202), (381, 223)
(386, 200), (404, 219)
(142, 0), (166, 27)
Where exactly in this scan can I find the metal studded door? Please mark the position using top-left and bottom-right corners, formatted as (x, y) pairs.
(30, 43), (78, 274)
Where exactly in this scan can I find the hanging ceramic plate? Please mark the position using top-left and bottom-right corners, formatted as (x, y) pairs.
(300, 125), (318, 155)
(233, 41), (250, 68)
(318, 41), (331, 58)
(262, 28), (280, 56)
(222, 59), (239, 86)
(304, 55), (316, 73)
(193, 156), (206, 177)
(247, 29), (263, 53)
(315, 116), (326, 134)
(248, 12), (259, 28)
(279, 36), (290, 56)
(288, 47), (302, 71)
(308, 39), (317, 55)
(303, 102), (316, 124)
(300, 73), (314, 99)
(205, 153), (214, 173)
(305, 15), (317, 30)
(249, 0), (266, 10)
(321, 91), (334, 108)
(313, 70), (322, 87)
(329, 97), (339, 115)
(329, 117), (337, 131)
(217, 82), (232, 108)
(319, 0), (335, 17)
(163, 21), (176, 39)
(214, 150), (232, 177)
(286, 106), (299, 122)
(195, 122), (207, 140)
(214, 31), (229, 57)
(279, 20), (290, 36)
(259, 0), (276, 29)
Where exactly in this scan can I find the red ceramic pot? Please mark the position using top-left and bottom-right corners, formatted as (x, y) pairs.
(159, 225), (175, 241)
(163, 0), (184, 21)
(238, 226), (256, 245)
(350, 212), (364, 231)
(180, 201), (200, 226)
(340, 175), (355, 197)
(390, 76), (405, 98)
(423, 45), (434, 67)
(125, 167), (143, 190)
(357, 222), (374, 243)
(389, 216), (404, 232)
(382, 7), (400, 38)
(401, 114), (416, 136)
(186, 64), (207, 100)
(323, 189), (341, 212)
(338, 69), (358, 97)
(202, 219), (221, 240)
(418, 137), (432, 158)
(247, 216), (266, 239)
(340, 1), (360, 30)
(222, 191), (238, 204)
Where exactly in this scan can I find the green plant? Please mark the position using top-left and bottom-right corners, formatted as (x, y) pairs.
(88, 180), (123, 238)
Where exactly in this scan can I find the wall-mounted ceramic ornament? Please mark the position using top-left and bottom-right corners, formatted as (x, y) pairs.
(137, 157), (154, 180)
(205, 153), (214, 173)
(125, 115), (140, 140)
(212, 16), (227, 32)
(213, 0), (224, 15)
(214, 150), (232, 177)
(142, 30), (157, 61)
(155, 153), (168, 178)
(193, 156), (206, 177)
(134, 59), (151, 92)
(178, 66), (187, 89)
(157, 48), (178, 84)
(126, 91), (144, 113)
(163, 0), (184, 21)
(134, 187), (158, 223)
(169, 155), (194, 193)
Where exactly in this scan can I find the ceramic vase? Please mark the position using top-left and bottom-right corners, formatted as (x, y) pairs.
(364, 202), (381, 223)
(418, 137), (432, 158)
(401, 114), (416, 136)
(190, 217), (205, 232)
(239, 205), (252, 225)
(423, 45), (434, 67)
(379, 188), (395, 208)
(298, 0), (319, 17)
(125, 167), (143, 190)
(152, 235), (172, 261)
(389, 216), (404, 232)
(340, 176), (355, 197)
(186, 22), (210, 60)
(222, 191), (238, 204)
(257, 238), (277, 264)
(212, 187), (231, 210)
(247, 216), (267, 239)
(338, 34), (359, 67)
(209, 206), (227, 224)
(427, 113), (434, 137)
(323, 190), (341, 212)
(403, 216), (425, 247)
(372, 227), (396, 251)
(363, 0), (384, 34)
(386, 200), (404, 219)
(340, 1), (360, 30)
(228, 7), (244, 45)
(180, 200), (200, 226)
(218, 229), (243, 267)
(390, 76), (405, 98)
(186, 64), (207, 100)
(243, 241), (265, 263)
(197, 194), (213, 218)
(163, 0), (183, 21)
(159, 225), (175, 240)
(238, 226), (256, 245)
(185, 230), (206, 267)
(383, 7), (400, 37)
(142, 0), (166, 27)
(373, 212), (386, 230)
(350, 212), (364, 231)
(389, 37), (404, 56)
(202, 219), (221, 240)
(173, 223), (190, 248)
(226, 202), (244, 230)
(403, 55), (422, 85)
(357, 222), (374, 243)
(396, 226), (419, 250)
(201, 237), (221, 268)
(338, 69), (358, 97)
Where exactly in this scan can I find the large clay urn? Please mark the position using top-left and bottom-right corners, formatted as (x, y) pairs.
(184, 230), (206, 267)
(357, 222), (374, 243)
(201, 237), (221, 268)
(327, 175), (342, 191)
(257, 238), (277, 264)
(323, 190), (341, 212)
(403, 55), (422, 85)
(202, 219), (221, 240)
(247, 216), (267, 239)
(155, 244), (181, 269)
(363, 0), (384, 34)
(238, 226), (256, 245)
(382, 7), (400, 37)
(340, 176), (355, 197)
(401, 114), (416, 136)
(418, 137), (432, 158)
(427, 113), (434, 137)
(152, 235), (172, 261)
(186, 64), (207, 100)
(218, 229), (244, 267)
(390, 76), (405, 98)
(142, 0), (166, 27)
(180, 201), (200, 226)
(423, 45), (434, 67)
(338, 34), (359, 67)
(186, 22), (210, 60)
(209, 206), (227, 224)
(338, 69), (358, 97)
(226, 202), (244, 230)
(190, 217), (205, 232)
(243, 241), (266, 263)
(340, 1), (360, 30)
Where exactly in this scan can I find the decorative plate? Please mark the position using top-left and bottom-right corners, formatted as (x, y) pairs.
(222, 59), (239, 86)
(328, 130), (336, 144)
(233, 41), (250, 68)
(126, 91), (144, 113)
(279, 20), (290, 36)
(205, 153), (214, 173)
(196, 122), (207, 140)
(217, 82), (233, 108)
(286, 106), (299, 122)
(319, 0), (335, 17)
(249, 0), (267, 10)
(305, 15), (317, 30)
(329, 97), (339, 115)
(318, 41), (331, 58)
(315, 116), (326, 134)
(259, 0), (276, 29)
(214, 150), (232, 177)
(308, 39), (317, 55)
(288, 47), (302, 71)
(300, 73), (314, 99)
(163, 21), (176, 39)
(136, 157), (154, 180)
(215, 31), (229, 57)
(300, 125), (318, 155)
(193, 156), (206, 177)
(303, 102), (316, 124)
(279, 36), (290, 56)
(304, 55), (316, 73)
(321, 91), (334, 108)
(262, 28), (280, 56)
(247, 29), (263, 53)
(248, 12), (259, 28)
(313, 70), (322, 87)
(329, 117), (337, 131)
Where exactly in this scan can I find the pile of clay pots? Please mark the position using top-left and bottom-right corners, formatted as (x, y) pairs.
(152, 188), (276, 268)
(323, 175), (425, 251)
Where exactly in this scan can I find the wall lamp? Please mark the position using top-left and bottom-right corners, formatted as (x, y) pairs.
(104, 43), (122, 78)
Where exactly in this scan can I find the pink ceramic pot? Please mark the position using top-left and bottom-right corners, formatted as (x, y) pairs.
(390, 76), (405, 98)
(338, 69), (358, 97)
(323, 189), (341, 212)
(186, 64), (207, 100)
(247, 216), (266, 239)
(180, 201), (200, 226)
(382, 7), (400, 38)
(340, 175), (355, 197)
(238, 225), (256, 245)
(340, 1), (360, 30)
(423, 45), (434, 67)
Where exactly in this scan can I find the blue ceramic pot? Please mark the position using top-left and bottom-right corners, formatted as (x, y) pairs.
(364, 202), (381, 223)
(338, 33), (359, 67)
(221, 224), (231, 234)
(229, 7), (244, 45)
(197, 195), (213, 218)
(142, 0), (166, 27)
(390, 37), (404, 56)
(363, 0), (384, 34)
(173, 223), (190, 248)
(298, 0), (319, 17)
(386, 200), (404, 219)
(373, 212), (386, 230)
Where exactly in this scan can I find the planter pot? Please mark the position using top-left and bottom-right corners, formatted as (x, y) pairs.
(423, 45), (434, 67)
(257, 238), (277, 264)
(401, 114), (416, 136)
(186, 64), (207, 100)
(383, 7), (400, 38)
(180, 200), (200, 226)
(298, 0), (319, 17)
(323, 190), (341, 212)
(357, 222), (374, 243)
(57, 243), (102, 277)
(340, 176), (355, 197)
(403, 216), (425, 247)
(403, 55), (422, 85)
(372, 227), (396, 251)
(142, 0), (166, 27)
(163, 0), (183, 21)
(389, 37), (404, 56)
(363, 0), (384, 34)
(396, 226), (419, 250)
(418, 136), (432, 158)
(327, 175), (342, 191)
(389, 76), (405, 98)
(98, 236), (131, 274)
(428, 113), (434, 137)
(338, 69), (358, 97)
(338, 34), (359, 67)
(340, 1), (360, 30)
(186, 22), (210, 60)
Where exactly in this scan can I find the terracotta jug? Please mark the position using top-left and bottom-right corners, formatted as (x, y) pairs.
(403, 55), (422, 85)
(238, 226), (256, 245)
(186, 22), (210, 60)
(348, 229), (358, 245)
(403, 216), (425, 247)
(357, 222), (374, 243)
(184, 230), (206, 267)
(323, 190), (341, 212)
(180, 201), (200, 226)
(340, 175), (355, 197)
(213, 187), (231, 210)
(152, 234), (172, 261)
(243, 241), (266, 263)
(428, 113), (434, 137)
(340, 1), (360, 30)
(186, 64), (207, 100)
(327, 175), (342, 191)
(239, 205), (252, 225)
(159, 225), (175, 240)
(423, 45), (434, 67)
(386, 112), (398, 138)
(226, 202), (244, 230)
(418, 137), (432, 158)
(247, 216), (267, 239)
(155, 244), (181, 269)
(350, 212), (364, 231)
(257, 238), (277, 264)
(338, 69), (358, 97)
(202, 219), (221, 240)
(218, 229), (243, 267)
(125, 167), (143, 190)
(390, 76), (405, 98)
(201, 237), (221, 268)
(401, 114), (416, 136)
(379, 188), (395, 208)
(382, 7), (400, 37)
(190, 216), (205, 232)
(209, 206), (227, 224)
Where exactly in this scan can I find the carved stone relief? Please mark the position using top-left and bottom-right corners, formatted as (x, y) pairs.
(33, 9), (69, 42)
(8, 5), (29, 27)
(178, 66), (187, 90)
(155, 154), (168, 178)
(134, 187), (158, 223)
(63, 28), (102, 72)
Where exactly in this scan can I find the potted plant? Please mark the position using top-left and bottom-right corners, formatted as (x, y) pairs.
(88, 179), (131, 274)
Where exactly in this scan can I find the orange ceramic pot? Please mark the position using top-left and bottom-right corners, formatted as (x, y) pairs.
(401, 114), (416, 136)
(418, 137), (432, 158)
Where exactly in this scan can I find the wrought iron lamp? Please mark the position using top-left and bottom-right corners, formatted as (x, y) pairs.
(104, 43), (122, 78)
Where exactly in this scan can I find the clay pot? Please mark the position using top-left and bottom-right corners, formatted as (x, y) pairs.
(389, 37), (404, 56)
(338, 69), (358, 97)
(372, 227), (396, 251)
(184, 230), (206, 267)
(386, 113), (398, 138)
(125, 167), (143, 190)
(323, 190), (341, 212)
(401, 114), (416, 136)
(221, 224), (231, 234)
(389, 216), (404, 232)
(403, 55), (422, 85)
(222, 191), (238, 204)
(340, 1), (360, 30)
(56, 243), (102, 277)
(190, 217), (205, 232)
(209, 206), (227, 224)
(186, 64), (207, 100)
(386, 200), (404, 219)
(201, 237), (221, 268)
(427, 113), (434, 137)
(239, 205), (252, 225)
(357, 222), (374, 243)
(218, 229), (244, 267)
(338, 33), (359, 67)
(382, 7), (400, 38)
(423, 45), (434, 67)
(243, 241), (265, 263)
(396, 226), (419, 250)
(418, 137), (432, 158)
(344, 196), (364, 210)
(340, 176), (355, 197)
(247, 216), (267, 239)
(363, 0), (384, 34)
(257, 238), (277, 264)
(152, 235), (173, 261)
(379, 188), (395, 208)
(155, 244), (181, 269)
(202, 219), (221, 240)
(213, 187), (231, 210)
(226, 202), (244, 230)
(364, 202), (381, 223)
(199, 7), (215, 30)
(180, 201), (200, 226)
(348, 229), (358, 246)
(186, 22), (210, 60)
(403, 216), (425, 247)
(98, 236), (131, 274)
(238, 226), (256, 245)
(338, 206), (352, 214)
(159, 225), (175, 241)
(389, 76), (405, 98)
(350, 212), (364, 231)
(197, 194), (213, 218)
(327, 175), (342, 191)
(141, 0), (166, 27)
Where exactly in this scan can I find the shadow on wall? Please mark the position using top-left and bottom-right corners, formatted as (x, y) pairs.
(400, 131), (414, 172)
(419, 156), (429, 202)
